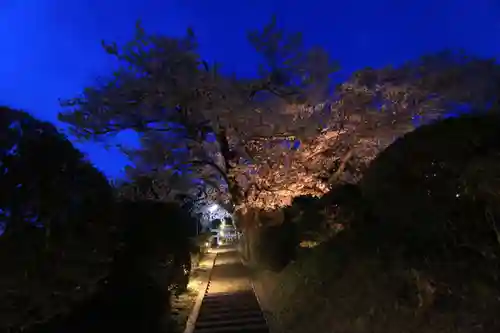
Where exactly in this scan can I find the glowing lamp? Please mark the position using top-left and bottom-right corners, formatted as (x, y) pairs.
(208, 204), (218, 213)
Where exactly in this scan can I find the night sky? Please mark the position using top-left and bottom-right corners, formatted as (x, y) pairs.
(1, 0), (499, 179)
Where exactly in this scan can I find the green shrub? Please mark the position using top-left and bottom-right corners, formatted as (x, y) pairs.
(285, 185), (364, 243)
(287, 196), (324, 236)
(258, 221), (299, 272)
(113, 200), (195, 295)
(360, 113), (500, 284)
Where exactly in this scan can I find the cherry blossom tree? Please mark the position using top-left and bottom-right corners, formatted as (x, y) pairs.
(234, 52), (500, 210)
(59, 17), (336, 211)
(59, 16), (500, 215)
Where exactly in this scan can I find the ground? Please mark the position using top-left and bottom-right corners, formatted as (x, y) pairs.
(171, 252), (216, 330)
(248, 241), (500, 333)
(206, 247), (254, 294)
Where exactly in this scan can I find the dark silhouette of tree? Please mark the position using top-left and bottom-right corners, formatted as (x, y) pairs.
(0, 106), (114, 238)
(224, 216), (233, 226)
(211, 219), (222, 229)
(116, 174), (172, 201)
(0, 106), (117, 331)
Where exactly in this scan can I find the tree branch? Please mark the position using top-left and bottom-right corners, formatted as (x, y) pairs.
(328, 149), (354, 184)
(189, 159), (229, 186)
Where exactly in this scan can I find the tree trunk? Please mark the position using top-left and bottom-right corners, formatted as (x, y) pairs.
(328, 149), (354, 184)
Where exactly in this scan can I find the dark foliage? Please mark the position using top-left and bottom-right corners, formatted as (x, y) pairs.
(113, 200), (195, 294)
(0, 106), (114, 238)
(281, 184), (364, 243)
(286, 196), (324, 237)
(0, 107), (118, 332)
(258, 220), (299, 272)
(210, 218), (222, 229)
(25, 201), (195, 333)
(360, 113), (500, 287)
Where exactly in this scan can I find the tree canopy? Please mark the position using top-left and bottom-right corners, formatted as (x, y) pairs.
(58, 17), (336, 209)
(0, 106), (114, 238)
(0, 106), (117, 330)
(58, 17), (500, 212)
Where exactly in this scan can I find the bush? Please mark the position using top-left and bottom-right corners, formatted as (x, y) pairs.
(113, 200), (195, 294)
(283, 186), (363, 244)
(258, 220), (299, 272)
(0, 107), (120, 332)
(23, 200), (195, 333)
(287, 196), (324, 236)
(360, 113), (500, 287)
(252, 114), (500, 333)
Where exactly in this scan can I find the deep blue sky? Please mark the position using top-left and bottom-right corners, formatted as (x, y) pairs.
(1, 0), (499, 179)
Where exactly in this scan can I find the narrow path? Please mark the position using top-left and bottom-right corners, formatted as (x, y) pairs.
(172, 253), (216, 328)
(191, 248), (269, 333)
